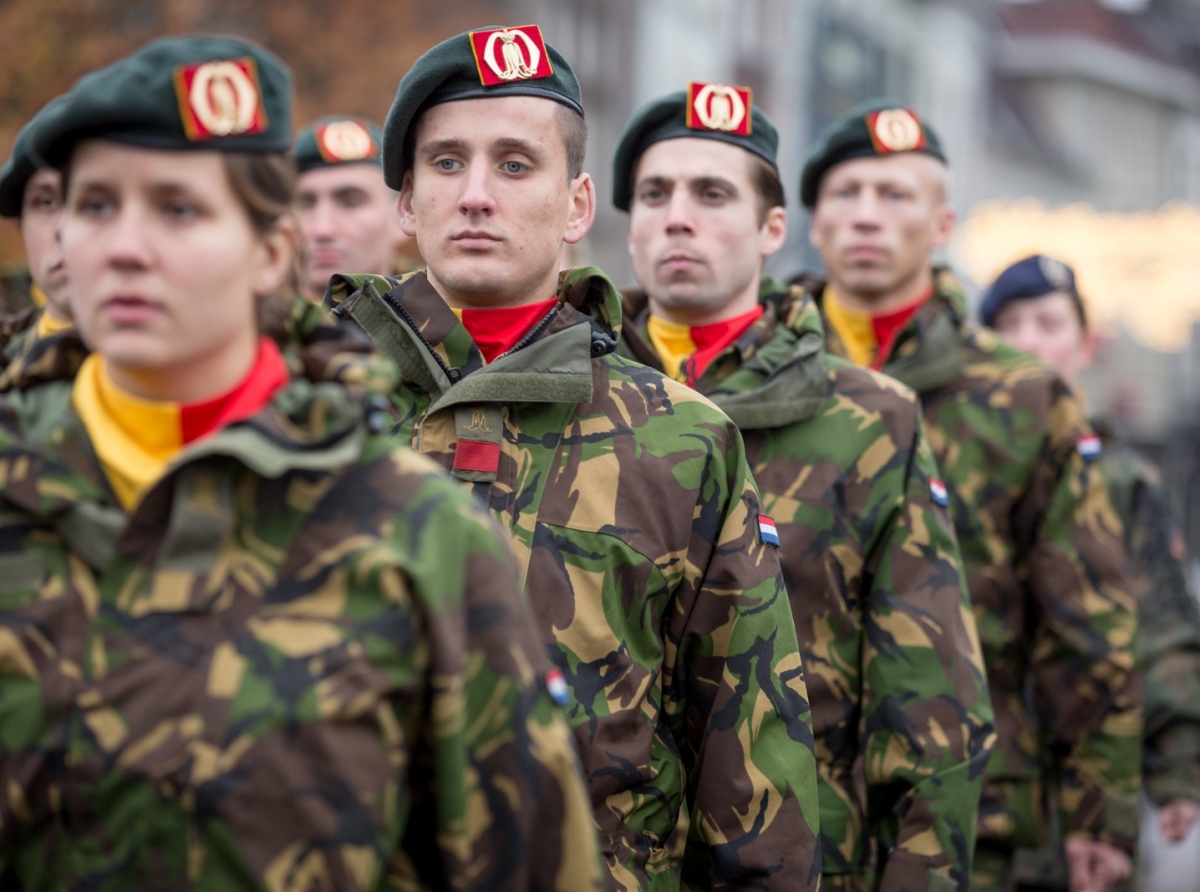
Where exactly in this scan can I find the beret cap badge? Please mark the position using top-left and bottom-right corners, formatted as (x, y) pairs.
(867, 108), (926, 154)
(173, 58), (267, 141)
(686, 82), (753, 136)
(469, 25), (553, 87)
(317, 119), (376, 163)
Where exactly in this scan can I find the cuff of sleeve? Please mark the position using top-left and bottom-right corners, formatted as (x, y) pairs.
(877, 850), (960, 892)
(1145, 773), (1200, 807)
(1061, 789), (1139, 854)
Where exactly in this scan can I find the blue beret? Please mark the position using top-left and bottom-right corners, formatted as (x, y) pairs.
(979, 255), (1080, 327)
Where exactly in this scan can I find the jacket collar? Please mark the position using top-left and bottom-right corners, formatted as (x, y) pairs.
(325, 267), (624, 410)
(620, 279), (829, 429)
(0, 298), (385, 522)
(804, 267), (967, 393)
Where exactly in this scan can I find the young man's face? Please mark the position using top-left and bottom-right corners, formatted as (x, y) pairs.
(809, 153), (954, 303)
(991, 291), (1094, 386)
(627, 138), (786, 324)
(21, 167), (71, 318)
(399, 95), (594, 308)
(295, 164), (406, 300)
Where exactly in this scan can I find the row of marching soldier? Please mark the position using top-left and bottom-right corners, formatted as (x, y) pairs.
(0, 20), (1195, 892)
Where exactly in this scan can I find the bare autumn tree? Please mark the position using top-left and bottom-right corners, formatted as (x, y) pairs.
(0, 0), (501, 265)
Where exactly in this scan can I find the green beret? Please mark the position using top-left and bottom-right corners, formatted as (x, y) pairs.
(293, 115), (384, 174)
(612, 83), (778, 212)
(799, 98), (946, 208)
(382, 24), (583, 189)
(0, 94), (68, 218)
(31, 35), (292, 168)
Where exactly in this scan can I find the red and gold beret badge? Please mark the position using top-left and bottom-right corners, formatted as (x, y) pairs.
(469, 25), (554, 86)
(316, 120), (376, 163)
(174, 57), (268, 141)
(866, 108), (927, 154)
(686, 82), (753, 136)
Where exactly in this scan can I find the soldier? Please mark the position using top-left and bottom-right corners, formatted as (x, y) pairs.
(0, 94), (73, 365)
(610, 86), (994, 892)
(324, 26), (822, 892)
(292, 115), (412, 302)
(0, 35), (604, 890)
(796, 100), (1141, 892)
(981, 255), (1200, 890)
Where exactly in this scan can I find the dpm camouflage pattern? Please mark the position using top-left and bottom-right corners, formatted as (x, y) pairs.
(1098, 430), (1200, 807)
(620, 281), (993, 892)
(1015, 425), (1200, 889)
(804, 269), (1142, 857)
(326, 267), (823, 892)
(0, 317), (604, 891)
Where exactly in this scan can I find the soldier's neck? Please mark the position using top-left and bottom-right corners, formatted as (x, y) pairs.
(428, 267), (562, 311)
(828, 266), (934, 316)
(647, 275), (761, 327)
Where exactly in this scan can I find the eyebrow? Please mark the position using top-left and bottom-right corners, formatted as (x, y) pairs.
(635, 174), (739, 193)
(416, 136), (546, 159)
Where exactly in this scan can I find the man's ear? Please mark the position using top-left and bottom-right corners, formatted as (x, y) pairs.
(930, 202), (957, 251)
(760, 205), (788, 259)
(397, 171), (417, 238)
(563, 173), (596, 246)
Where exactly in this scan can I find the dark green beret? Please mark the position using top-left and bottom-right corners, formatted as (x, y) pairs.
(293, 115), (384, 174)
(0, 94), (68, 218)
(799, 98), (946, 208)
(31, 35), (292, 168)
(382, 24), (583, 189)
(611, 84), (778, 212)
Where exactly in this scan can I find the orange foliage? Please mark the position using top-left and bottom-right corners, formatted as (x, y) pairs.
(0, 0), (497, 265)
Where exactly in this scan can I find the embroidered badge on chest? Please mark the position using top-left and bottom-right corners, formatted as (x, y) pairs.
(866, 108), (927, 154)
(545, 667), (571, 707)
(316, 120), (376, 163)
(930, 478), (949, 508)
(469, 25), (554, 86)
(1077, 434), (1102, 461)
(757, 515), (780, 548)
(174, 58), (268, 141)
(686, 81), (753, 136)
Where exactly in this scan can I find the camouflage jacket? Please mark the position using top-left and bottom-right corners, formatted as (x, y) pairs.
(0, 320), (605, 891)
(326, 267), (823, 892)
(804, 269), (1141, 854)
(619, 281), (993, 892)
(1097, 422), (1200, 806)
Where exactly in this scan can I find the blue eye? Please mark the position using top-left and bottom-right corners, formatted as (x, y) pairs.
(503, 160), (527, 174)
(436, 158), (460, 171)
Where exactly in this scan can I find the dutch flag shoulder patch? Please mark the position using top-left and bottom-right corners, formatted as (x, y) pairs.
(545, 667), (571, 707)
(1077, 434), (1102, 461)
(757, 515), (781, 547)
(929, 478), (949, 508)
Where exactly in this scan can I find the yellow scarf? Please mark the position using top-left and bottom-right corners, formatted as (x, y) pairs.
(35, 308), (71, 339)
(646, 316), (697, 382)
(72, 356), (184, 510)
(822, 289), (876, 368)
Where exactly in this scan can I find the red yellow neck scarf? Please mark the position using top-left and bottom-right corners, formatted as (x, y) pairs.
(647, 305), (764, 386)
(824, 286), (931, 370)
(451, 297), (559, 364)
(72, 337), (290, 509)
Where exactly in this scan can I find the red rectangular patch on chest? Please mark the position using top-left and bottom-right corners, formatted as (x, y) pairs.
(453, 439), (501, 474)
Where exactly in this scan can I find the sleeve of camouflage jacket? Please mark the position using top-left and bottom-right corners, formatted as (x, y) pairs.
(1132, 479), (1200, 806)
(671, 424), (823, 891)
(383, 468), (605, 891)
(864, 414), (994, 892)
(1020, 390), (1142, 852)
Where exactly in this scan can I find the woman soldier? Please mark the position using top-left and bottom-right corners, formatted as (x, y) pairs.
(0, 36), (602, 891)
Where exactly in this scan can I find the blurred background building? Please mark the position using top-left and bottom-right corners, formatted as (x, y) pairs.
(3, 0), (1200, 552)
